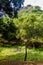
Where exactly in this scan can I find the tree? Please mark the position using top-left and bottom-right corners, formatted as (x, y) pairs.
(0, 0), (24, 17)
(14, 13), (37, 61)
(1, 18), (17, 40)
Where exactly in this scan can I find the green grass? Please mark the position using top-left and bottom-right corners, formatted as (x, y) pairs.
(0, 46), (43, 61)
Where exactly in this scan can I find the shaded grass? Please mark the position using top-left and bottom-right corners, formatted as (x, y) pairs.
(27, 52), (43, 61)
(0, 46), (43, 61)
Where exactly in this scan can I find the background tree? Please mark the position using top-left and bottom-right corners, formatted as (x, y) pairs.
(0, 0), (24, 17)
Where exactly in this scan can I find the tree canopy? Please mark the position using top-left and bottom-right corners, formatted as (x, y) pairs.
(0, 0), (24, 17)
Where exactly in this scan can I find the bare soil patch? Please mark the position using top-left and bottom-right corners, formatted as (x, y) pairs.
(0, 61), (43, 65)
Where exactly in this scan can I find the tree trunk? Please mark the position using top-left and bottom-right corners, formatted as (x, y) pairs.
(24, 39), (30, 61)
(24, 46), (27, 61)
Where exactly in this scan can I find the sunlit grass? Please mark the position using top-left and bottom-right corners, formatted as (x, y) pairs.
(0, 46), (43, 61)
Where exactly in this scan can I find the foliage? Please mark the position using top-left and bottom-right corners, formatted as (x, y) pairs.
(0, 5), (43, 47)
(0, 5), (43, 61)
(0, 0), (24, 17)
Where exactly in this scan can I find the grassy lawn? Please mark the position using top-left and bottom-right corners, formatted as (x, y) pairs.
(0, 46), (43, 61)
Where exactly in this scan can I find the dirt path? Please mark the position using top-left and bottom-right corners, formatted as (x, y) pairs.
(0, 61), (43, 65)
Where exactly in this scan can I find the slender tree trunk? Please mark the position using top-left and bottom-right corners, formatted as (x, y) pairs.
(24, 46), (27, 61)
(24, 39), (30, 61)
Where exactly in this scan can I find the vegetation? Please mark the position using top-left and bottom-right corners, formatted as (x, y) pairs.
(0, 0), (24, 17)
(0, 46), (43, 61)
(0, 5), (43, 61)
